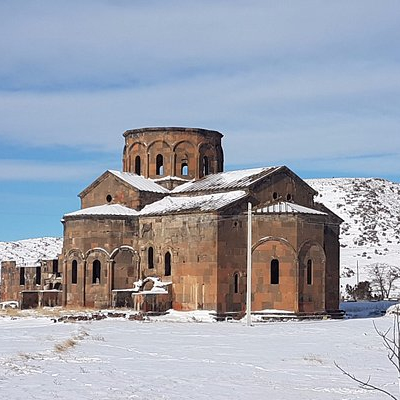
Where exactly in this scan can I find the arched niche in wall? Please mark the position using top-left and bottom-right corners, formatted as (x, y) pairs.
(111, 246), (140, 290)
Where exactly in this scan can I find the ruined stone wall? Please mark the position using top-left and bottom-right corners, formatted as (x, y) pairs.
(123, 127), (224, 179)
(0, 261), (20, 302)
(0, 259), (60, 306)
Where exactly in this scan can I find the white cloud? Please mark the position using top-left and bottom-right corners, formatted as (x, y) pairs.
(1, 1), (399, 88)
(0, 0), (400, 180)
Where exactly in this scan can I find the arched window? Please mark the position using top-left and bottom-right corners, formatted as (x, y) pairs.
(181, 162), (188, 176)
(148, 247), (154, 269)
(35, 266), (41, 285)
(234, 273), (239, 294)
(271, 259), (279, 284)
(202, 156), (209, 176)
(156, 154), (164, 175)
(135, 156), (141, 175)
(19, 267), (25, 286)
(307, 259), (313, 285)
(92, 260), (101, 284)
(53, 259), (59, 274)
(72, 260), (78, 284)
(165, 252), (171, 276)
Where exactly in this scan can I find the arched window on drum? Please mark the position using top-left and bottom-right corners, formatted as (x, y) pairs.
(156, 154), (164, 175)
(135, 156), (141, 175)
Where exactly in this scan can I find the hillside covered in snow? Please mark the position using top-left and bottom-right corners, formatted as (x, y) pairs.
(0, 237), (62, 266)
(307, 177), (400, 294)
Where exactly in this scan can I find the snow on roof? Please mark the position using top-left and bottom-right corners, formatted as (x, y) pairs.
(109, 170), (169, 193)
(172, 167), (281, 193)
(153, 175), (190, 183)
(254, 201), (327, 215)
(140, 190), (248, 215)
(64, 203), (139, 218)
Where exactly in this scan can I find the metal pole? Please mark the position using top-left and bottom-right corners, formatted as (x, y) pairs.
(356, 260), (359, 285)
(246, 201), (252, 326)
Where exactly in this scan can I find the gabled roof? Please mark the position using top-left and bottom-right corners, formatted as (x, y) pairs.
(254, 201), (327, 216)
(172, 167), (281, 194)
(140, 190), (248, 216)
(79, 170), (169, 198)
(64, 204), (139, 218)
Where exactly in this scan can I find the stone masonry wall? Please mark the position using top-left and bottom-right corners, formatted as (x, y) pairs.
(138, 213), (219, 310)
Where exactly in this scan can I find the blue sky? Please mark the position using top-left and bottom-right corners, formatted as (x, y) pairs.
(1, 0), (400, 241)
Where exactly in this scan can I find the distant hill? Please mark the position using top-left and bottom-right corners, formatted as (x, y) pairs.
(307, 177), (400, 295)
(0, 237), (62, 266)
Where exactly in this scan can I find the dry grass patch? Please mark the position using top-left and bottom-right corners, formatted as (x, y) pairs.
(54, 338), (77, 353)
(3, 308), (21, 317)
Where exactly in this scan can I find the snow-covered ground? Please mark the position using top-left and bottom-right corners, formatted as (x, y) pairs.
(0, 310), (398, 400)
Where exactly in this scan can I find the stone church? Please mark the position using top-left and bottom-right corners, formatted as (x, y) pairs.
(1, 127), (342, 315)
(59, 127), (341, 315)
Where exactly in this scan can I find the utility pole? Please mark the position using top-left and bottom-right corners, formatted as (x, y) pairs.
(356, 260), (359, 285)
(246, 201), (252, 327)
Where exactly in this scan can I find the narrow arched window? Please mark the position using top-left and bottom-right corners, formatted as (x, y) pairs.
(72, 260), (78, 284)
(234, 273), (239, 294)
(35, 266), (41, 285)
(148, 247), (154, 269)
(92, 260), (101, 284)
(271, 259), (279, 284)
(53, 259), (59, 274)
(156, 154), (164, 175)
(165, 252), (171, 276)
(202, 156), (209, 176)
(19, 267), (25, 285)
(19, 267), (25, 286)
(307, 259), (312, 285)
(135, 156), (141, 175)
(181, 162), (188, 176)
